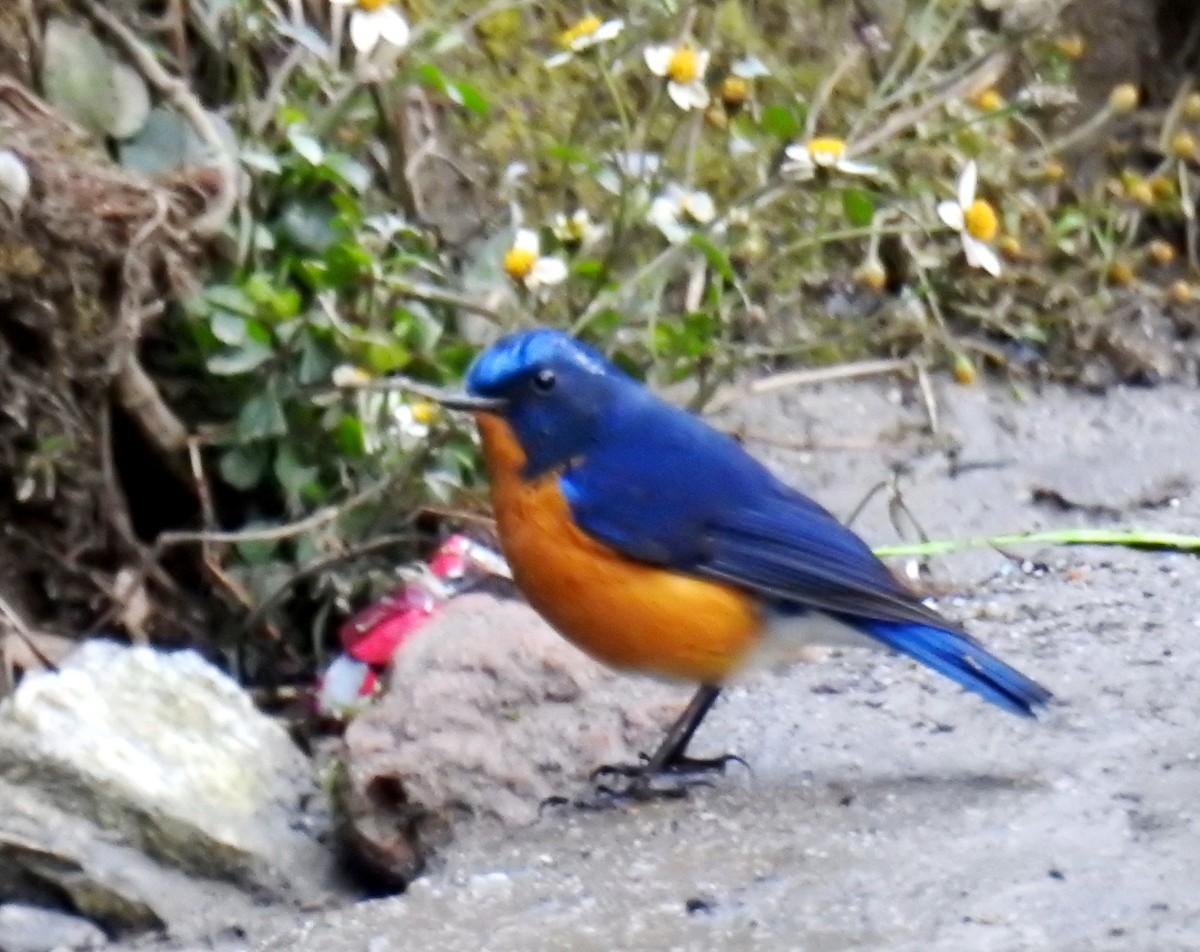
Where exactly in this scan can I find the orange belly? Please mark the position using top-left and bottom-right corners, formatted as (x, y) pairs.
(476, 414), (761, 683)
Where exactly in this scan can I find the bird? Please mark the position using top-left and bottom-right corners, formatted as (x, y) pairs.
(438, 328), (1051, 799)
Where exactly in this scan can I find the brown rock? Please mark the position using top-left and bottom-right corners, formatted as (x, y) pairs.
(336, 593), (686, 884)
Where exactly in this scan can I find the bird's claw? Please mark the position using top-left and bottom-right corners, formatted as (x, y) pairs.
(590, 751), (748, 782)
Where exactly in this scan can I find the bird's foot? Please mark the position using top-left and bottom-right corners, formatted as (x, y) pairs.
(590, 751), (748, 781)
(540, 772), (709, 812)
(538, 752), (749, 811)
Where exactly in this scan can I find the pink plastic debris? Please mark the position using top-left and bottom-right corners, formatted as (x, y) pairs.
(315, 535), (509, 718)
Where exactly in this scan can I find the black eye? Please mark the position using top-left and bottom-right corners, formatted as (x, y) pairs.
(532, 368), (557, 393)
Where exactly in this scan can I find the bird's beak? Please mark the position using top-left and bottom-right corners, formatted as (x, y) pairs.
(435, 391), (508, 413)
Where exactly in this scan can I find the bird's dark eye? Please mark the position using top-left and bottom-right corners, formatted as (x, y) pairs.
(532, 368), (557, 393)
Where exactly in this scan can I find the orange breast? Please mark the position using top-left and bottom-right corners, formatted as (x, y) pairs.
(475, 414), (761, 684)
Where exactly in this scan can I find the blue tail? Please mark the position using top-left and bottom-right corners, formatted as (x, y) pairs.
(852, 619), (1052, 717)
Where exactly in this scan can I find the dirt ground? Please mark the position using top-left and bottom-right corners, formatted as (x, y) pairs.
(118, 376), (1200, 952)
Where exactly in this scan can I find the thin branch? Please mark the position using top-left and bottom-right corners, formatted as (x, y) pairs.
(387, 278), (504, 323)
(237, 532), (418, 639)
(154, 470), (401, 549)
(706, 357), (912, 412)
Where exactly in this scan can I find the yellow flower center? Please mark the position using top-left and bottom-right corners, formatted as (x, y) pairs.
(1170, 131), (1197, 160)
(973, 88), (1004, 112)
(357, 0), (393, 10)
(720, 76), (749, 107)
(562, 214), (589, 242)
(808, 137), (847, 166)
(964, 199), (998, 242)
(1054, 34), (1086, 60)
(667, 47), (700, 84)
(503, 245), (537, 280)
(559, 15), (601, 48)
(410, 400), (438, 425)
(1108, 83), (1139, 115)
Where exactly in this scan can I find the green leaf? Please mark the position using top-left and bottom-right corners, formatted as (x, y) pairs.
(333, 415), (366, 457)
(210, 310), (248, 345)
(288, 127), (324, 165)
(118, 105), (221, 174)
(274, 446), (320, 502)
(761, 104), (800, 141)
(204, 284), (254, 315)
(842, 188), (875, 227)
(451, 80), (490, 116)
(688, 234), (737, 283)
(42, 19), (148, 139)
(279, 200), (339, 253)
(237, 393), (288, 440)
(298, 336), (333, 386)
(207, 340), (273, 375)
(218, 445), (268, 490)
(323, 153), (373, 193)
(364, 338), (410, 374)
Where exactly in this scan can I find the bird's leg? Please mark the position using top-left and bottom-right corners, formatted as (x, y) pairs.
(587, 684), (746, 801)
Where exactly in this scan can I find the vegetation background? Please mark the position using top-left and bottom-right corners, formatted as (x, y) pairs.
(0, 0), (1196, 697)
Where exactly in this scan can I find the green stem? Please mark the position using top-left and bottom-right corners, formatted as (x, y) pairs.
(874, 528), (1200, 558)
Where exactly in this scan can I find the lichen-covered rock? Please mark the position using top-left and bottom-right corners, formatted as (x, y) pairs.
(0, 902), (107, 952)
(0, 641), (338, 934)
(337, 593), (688, 884)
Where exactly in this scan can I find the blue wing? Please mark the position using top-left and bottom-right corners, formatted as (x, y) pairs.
(561, 390), (1051, 716)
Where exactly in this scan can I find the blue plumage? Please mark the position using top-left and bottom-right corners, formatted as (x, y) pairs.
(464, 329), (1051, 716)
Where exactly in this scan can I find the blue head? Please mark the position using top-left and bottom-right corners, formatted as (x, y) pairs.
(442, 329), (635, 478)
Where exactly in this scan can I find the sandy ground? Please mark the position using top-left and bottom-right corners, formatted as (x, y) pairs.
(119, 378), (1200, 952)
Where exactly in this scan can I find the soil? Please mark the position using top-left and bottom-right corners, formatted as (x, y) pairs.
(107, 375), (1200, 952)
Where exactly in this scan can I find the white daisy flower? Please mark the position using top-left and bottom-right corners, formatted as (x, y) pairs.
(359, 393), (436, 453)
(503, 228), (568, 289)
(937, 160), (1001, 276)
(648, 184), (716, 244)
(330, 0), (410, 54)
(552, 208), (602, 246)
(644, 43), (711, 111)
(782, 137), (878, 179)
(546, 14), (624, 67)
(392, 398), (437, 441)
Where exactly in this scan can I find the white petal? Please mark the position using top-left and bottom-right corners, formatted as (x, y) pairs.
(328, 0), (355, 6)
(644, 45), (672, 76)
(332, 364), (371, 387)
(836, 158), (879, 176)
(349, 10), (381, 52)
(732, 55), (770, 78)
(958, 160), (978, 209)
(648, 195), (680, 230)
(669, 80), (710, 110)
(594, 20), (624, 41)
(545, 50), (572, 68)
(937, 200), (964, 231)
(658, 218), (691, 244)
(781, 145), (815, 179)
(512, 227), (540, 254)
(694, 50), (711, 78)
(684, 191), (716, 223)
(528, 256), (568, 287)
(376, 7), (410, 47)
(729, 134), (757, 157)
(615, 150), (661, 179)
(963, 235), (1001, 276)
